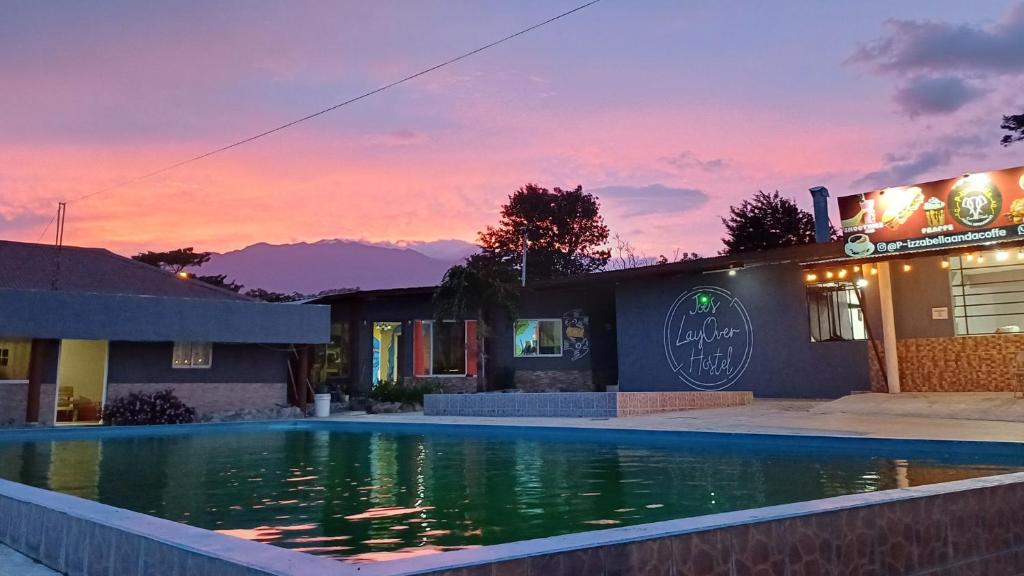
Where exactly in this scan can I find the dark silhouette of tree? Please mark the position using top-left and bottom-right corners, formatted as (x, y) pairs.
(479, 184), (610, 282)
(244, 288), (306, 302)
(434, 253), (518, 392)
(720, 191), (820, 255)
(1001, 112), (1024, 146)
(195, 274), (244, 292)
(131, 247), (210, 273)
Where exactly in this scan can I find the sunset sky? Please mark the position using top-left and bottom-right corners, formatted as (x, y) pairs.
(3, 1), (1023, 258)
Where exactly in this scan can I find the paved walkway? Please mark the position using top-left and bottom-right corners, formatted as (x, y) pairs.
(325, 397), (1024, 442)
(0, 544), (59, 575)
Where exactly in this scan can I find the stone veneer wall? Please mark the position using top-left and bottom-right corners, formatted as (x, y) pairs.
(424, 391), (752, 418)
(106, 382), (286, 416)
(405, 376), (477, 394)
(418, 473), (1024, 576)
(514, 370), (593, 392)
(0, 382), (56, 426)
(896, 334), (1024, 392)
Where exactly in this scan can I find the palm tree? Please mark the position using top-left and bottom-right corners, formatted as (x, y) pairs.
(433, 254), (518, 392)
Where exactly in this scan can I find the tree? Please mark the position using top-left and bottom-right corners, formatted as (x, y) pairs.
(131, 247), (210, 273)
(195, 274), (244, 292)
(479, 184), (610, 282)
(720, 191), (822, 255)
(245, 288), (306, 302)
(1001, 112), (1024, 146)
(433, 253), (519, 392)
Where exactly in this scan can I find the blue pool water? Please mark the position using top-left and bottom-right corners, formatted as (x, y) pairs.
(0, 421), (1021, 563)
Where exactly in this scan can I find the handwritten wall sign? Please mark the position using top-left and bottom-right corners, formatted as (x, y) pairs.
(662, 286), (753, 390)
(562, 309), (590, 362)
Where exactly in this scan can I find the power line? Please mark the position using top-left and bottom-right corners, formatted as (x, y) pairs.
(35, 0), (603, 242)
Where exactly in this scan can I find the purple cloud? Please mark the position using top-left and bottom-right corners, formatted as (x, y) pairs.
(892, 75), (983, 118)
(851, 133), (988, 190)
(662, 151), (730, 173)
(590, 184), (708, 218)
(850, 3), (1024, 75)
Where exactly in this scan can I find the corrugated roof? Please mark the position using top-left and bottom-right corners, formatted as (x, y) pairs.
(0, 240), (252, 301)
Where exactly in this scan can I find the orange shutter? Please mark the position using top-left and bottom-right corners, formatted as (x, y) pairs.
(465, 320), (478, 376)
(413, 321), (429, 376)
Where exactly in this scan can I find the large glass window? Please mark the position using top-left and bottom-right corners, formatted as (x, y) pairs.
(950, 249), (1024, 335)
(514, 319), (563, 357)
(806, 281), (867, 342)
(413, 320), (477, 376)
(172, 342), (212, 369)
(0, 339), (31, 380)
(312, 321), (352, 387)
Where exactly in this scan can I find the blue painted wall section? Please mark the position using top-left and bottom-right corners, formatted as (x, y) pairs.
(615, 263), (869, 398)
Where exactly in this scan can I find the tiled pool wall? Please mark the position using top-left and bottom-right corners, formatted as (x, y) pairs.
(3, 466), (1024, 576)
(423, 391), (753, 418)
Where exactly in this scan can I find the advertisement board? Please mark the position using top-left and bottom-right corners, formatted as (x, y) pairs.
(837, 165), (1024, 258)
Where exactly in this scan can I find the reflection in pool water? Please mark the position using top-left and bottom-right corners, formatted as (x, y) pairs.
(0, 427), (1021, 562)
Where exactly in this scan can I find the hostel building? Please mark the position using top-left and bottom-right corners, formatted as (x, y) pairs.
(0, 241), (329, 426)
(310, 164), (1024, 400)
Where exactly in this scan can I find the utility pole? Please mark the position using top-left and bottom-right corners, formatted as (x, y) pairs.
(520, 227), (529, 287)
(51, 202), (66, 290)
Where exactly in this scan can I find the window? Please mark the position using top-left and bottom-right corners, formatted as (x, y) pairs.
(312, 321), (352, 387)
(413, 320), (477, 376)
(0, 340), (30, 380)
(950, 249), (1024, 335)
(514, 319), (563, 356)
(172, 342), (212, 369)
(806, 281), (867, 342)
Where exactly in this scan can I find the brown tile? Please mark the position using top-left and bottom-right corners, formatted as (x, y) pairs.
(671, 531), (730, 576)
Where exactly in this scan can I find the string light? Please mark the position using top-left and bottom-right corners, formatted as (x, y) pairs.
(825, 271), (834, 279)
(941, 259), (950, 269)
(966, 253), (974, 262)
(853, 265), (861, 273)
(997, 251), (1009, 262)
(977, 254), (985, 263)
(805, 272), (818, 282)
(1018, 250), (1024, 260)
(837, 269), (848, 279)
(870, 267), (878, 276)
(903, 263), (912, 272)
(856, 278), (869, 288)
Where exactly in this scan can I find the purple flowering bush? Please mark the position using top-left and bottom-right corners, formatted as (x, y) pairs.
(102, 389), (196, 426)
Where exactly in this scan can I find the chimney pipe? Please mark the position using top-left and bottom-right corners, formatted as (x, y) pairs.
(808, 186), (831, 243)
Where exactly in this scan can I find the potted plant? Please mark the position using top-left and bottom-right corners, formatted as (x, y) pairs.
(313, 383), (332, 418)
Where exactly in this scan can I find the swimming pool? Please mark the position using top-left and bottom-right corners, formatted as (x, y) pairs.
(0, 421), (1022, 564)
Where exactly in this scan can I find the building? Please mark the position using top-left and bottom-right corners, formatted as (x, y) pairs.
(0, 241), (329, 426)
(310, 165), (1024, 400)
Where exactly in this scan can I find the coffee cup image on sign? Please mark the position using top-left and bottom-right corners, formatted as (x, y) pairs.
(923, 196), (946, 227)
(880, 186), (924, 230)
(844, 233), (875, 257)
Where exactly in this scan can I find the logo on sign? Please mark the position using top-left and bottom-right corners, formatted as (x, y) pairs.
(949, 173), (1001, 228)
(662, 286), (753, 391)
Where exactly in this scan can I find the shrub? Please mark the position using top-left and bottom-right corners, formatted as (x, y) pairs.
(102, 389), (196, 426)
(370, 380), (442, 405)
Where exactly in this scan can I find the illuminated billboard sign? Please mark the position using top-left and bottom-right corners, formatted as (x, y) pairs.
(837, 166), (1024, 258)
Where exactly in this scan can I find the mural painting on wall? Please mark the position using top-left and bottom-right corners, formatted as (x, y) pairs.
(663, 286), (753, 390)
(562, 309), (590, 361)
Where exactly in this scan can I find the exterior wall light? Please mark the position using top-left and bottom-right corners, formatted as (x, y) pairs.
(856, 278), (869, 288)
(941, 259), (950, 269)
(902, 264), (912, 272)
(997, 251), (1010, 262)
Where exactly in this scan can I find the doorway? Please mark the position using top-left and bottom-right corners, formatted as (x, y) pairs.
(372, 322), (402, 386)
(55, 339), (109, 425)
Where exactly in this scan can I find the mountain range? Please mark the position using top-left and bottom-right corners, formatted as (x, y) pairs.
(199, 239), (478, 294)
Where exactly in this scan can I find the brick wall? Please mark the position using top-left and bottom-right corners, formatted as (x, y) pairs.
(106, 382), (286, 416)
(616, 391), (752, 416)
(514, 370), (593, 392)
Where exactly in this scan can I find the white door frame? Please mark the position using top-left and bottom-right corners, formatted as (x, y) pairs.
(53, 339), (110, 425)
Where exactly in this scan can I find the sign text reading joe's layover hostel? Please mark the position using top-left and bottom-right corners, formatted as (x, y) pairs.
(838, 165), (1024, 258)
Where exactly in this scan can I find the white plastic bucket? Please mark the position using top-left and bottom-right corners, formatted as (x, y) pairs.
(314, 393), (332, 418)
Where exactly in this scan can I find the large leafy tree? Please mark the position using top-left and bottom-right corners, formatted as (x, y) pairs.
(433, 254), (518, 392)
(1001, 112), (1024, 146)
(131, 247), (210, 273)
(720, 191), (820, 255)
(479, 184), (610, 282)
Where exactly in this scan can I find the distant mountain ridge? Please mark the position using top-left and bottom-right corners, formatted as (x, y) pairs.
(199, 238), (477, 294)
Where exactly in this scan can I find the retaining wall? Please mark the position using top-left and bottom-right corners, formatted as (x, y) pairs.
(423, 391), (753, 418)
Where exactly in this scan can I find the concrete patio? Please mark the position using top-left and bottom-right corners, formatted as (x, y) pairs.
(326, 394), (1024, 443)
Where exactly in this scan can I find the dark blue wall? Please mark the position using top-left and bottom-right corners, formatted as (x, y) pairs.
(107, 342), (289, 383)
(490, 285), (618, 388)
(615, 263), (870, 398)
